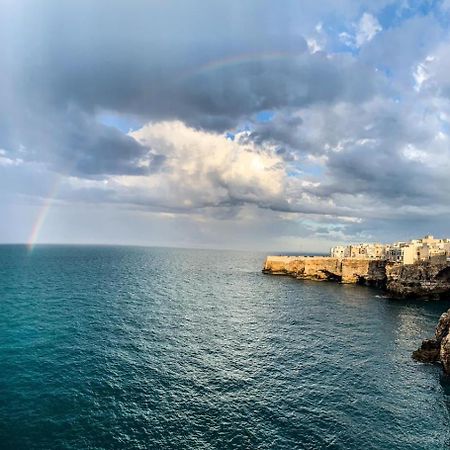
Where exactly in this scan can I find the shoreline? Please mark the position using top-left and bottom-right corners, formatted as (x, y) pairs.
(262, 255), (450, 298)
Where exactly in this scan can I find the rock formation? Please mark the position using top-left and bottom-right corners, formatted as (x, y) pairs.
(413, 309), (450, 374)
(263, 256), (450, 298)
(263, 256), (387, 285)
(385, 262), (450, 297)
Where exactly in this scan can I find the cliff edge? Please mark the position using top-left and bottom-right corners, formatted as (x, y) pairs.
(413, 309), (450, 375)
(262, 256), (386, 285)
(263, 256), (450, 298)
(385, 262), (450, 297)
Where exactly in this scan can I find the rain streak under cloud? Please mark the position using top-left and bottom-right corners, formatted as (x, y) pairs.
(2, 0), (450, 251)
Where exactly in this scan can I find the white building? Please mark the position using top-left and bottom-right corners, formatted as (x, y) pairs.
(330, 235), (450, 265)
(331, 243), (386, 260)
(385, 242), (417, 265)
(330, 245), (348, 258)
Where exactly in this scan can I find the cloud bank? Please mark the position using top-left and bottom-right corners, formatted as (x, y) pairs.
(2, 0), (450, 250)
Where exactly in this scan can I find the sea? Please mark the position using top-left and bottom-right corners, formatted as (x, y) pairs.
(1, 245), (450, 449)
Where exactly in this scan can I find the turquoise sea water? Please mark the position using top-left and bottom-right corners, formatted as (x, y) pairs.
(1, 245), (450, 449)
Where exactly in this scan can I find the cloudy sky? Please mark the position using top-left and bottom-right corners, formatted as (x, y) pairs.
(2, 0), (450, 252)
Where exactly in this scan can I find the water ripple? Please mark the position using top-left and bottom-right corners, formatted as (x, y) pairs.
(1, 245), (450, 449)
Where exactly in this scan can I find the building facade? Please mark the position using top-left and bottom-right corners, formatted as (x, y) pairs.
(330, 235), (450, 265)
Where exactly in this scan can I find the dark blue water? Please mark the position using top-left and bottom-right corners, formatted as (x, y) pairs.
(1, 245), (450, 449)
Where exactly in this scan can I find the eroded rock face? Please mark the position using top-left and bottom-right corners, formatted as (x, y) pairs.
(262, 256), (387, 285)
(413, 309), (450, 374)
(263, 256), (450, 298)
(412, 339), (440, 363)
(440, 335), (450, 374)
(386, 262), (450, 297)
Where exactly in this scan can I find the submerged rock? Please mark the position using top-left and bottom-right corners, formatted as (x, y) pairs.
(413, 309), (450, 374)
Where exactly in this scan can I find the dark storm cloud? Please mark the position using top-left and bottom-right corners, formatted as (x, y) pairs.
(4, 106), (163, 177)
(0, 0), (384, 178)
(3, 0), (450, 249)
(246, 75), (450, 217)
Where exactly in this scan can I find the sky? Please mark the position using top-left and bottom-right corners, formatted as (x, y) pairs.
(1, 0), (450, 252)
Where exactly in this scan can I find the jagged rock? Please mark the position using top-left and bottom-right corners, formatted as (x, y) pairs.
(440, 335), (450, 374)
(412, 339), (440, 363)
(413, 308), (450, 374)
(435, 311), (450, 341)
(385, 262), (450, 297)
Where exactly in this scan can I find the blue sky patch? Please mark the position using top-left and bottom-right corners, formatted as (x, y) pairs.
(255, 110), (275, 123)
(97, 113), (143, 134)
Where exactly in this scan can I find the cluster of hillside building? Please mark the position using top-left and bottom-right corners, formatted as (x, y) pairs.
(330, 235), (450, 265)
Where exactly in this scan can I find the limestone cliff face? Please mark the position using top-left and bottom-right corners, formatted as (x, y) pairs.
(263, 256), (450, 297)
(385, 262), (450, 297)
(413, 309), (450, 375)
(263, 256), (386, 286)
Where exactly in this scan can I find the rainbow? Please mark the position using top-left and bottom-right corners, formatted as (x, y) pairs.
(27, 175), (64, 252)
(27, 50), (305, 251)
(177, 50), (305, 82)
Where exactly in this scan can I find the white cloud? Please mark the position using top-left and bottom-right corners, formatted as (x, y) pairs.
(112, 121), (287, 210)
(306, 38), (322, 53)
(402, 144), (428, 162)
(338, 13), (382, 49)
(339, 32), (354, 48)
(356, 13), (382, 47)
(0, 149), (23, 166)
(413, 55), (435, 91)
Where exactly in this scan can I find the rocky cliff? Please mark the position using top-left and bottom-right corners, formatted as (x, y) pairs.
(385, 262), (450, 297)
(413, 309), (450, 375)
(263, 256), (386, 285)
(263, 256), (450, 298)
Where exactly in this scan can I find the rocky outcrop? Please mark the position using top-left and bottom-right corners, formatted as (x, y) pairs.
(413, 309), (450, 374)
(385, 262), (450, 297)
(263, 256), (450, 297)
(263, 256), (387, 286)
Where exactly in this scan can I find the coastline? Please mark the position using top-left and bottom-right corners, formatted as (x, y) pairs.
(262, 255), (450, 298)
